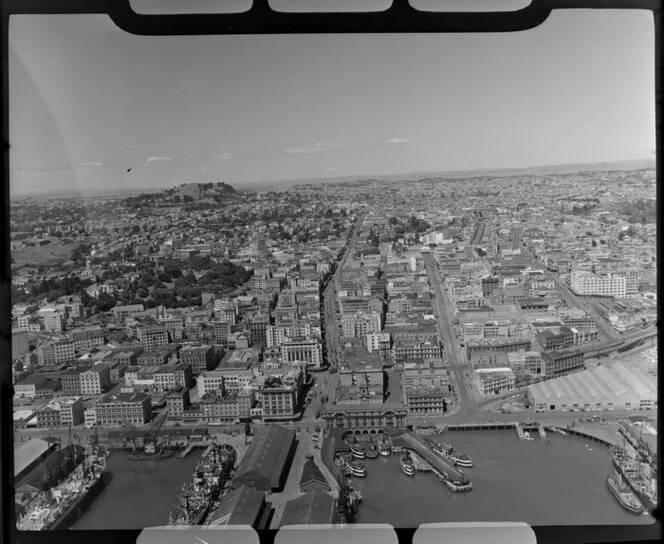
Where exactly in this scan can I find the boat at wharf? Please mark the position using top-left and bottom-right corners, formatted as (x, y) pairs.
(425, 437), (473, 468)
(345, 457), (367, 478)
(378, 435), (392, 456)
(606, 470), (644, 516)
(17, 447), (108, 531)
(400, 451), (416, 477)
(350, 442), (366, 459)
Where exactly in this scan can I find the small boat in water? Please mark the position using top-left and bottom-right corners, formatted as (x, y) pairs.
(345, 458), (367, 478)
(607, 471), (643, 515)
(400, 451), (416, 477)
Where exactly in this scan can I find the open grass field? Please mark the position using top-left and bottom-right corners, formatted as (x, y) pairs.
(12, 240), (76, 267)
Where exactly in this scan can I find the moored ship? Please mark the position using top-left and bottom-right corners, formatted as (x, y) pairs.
(345, 458), (367, 478)
(350, 442), (366, 459)
(400, 451), (416, 477)
(424, 437), (473, 468)
(16, 447), (108, 531)
(611, 445), (657, 514)
(606, 470), (643, 516)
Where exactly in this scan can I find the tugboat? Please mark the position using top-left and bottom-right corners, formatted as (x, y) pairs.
(607, 471), (644, 515)
(365, 440), (379, 459)
(400, 451), (416, 477)
(345, 457), (367, 477)
(350, 441), (366, 459)
(378, 435), (392, 456)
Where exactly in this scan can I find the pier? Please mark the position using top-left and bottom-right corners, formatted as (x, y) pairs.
(178, 444), (195, 459)
(538, 426), (547, 440)
(391, 432), (466, 483)
(410, 450), (432, 472)
(515, 423), (526, 440)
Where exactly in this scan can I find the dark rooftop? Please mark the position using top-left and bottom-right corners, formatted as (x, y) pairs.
(280, 490), (334, 526)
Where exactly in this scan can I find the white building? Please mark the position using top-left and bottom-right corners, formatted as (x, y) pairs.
(474, 367), (516, 398)
(570, 270), (627, 298)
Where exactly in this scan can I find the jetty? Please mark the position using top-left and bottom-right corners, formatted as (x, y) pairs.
(516, 423), (526, 440)
(391, 432), (466, 484)
(410, 450), (432, 472)
(178, 444), (195, 459)
(538, 426), (547, 440)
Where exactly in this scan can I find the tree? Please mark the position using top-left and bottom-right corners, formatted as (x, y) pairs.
(183, 195), (194, 203)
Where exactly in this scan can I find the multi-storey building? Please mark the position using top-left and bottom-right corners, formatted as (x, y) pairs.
(341, 312), (382, 338)
(392, 339), (443, 366)
(70, 326), (105, 351)
(153, 363), (193, 392)
(38, 339), (76, 365)
(404, 386), (450, 416)
(61, 369), (84, 395)
(96, 392), (152, 426)
(541, 350), (585, 379)
(474, 368), (516, 398)
(137, 325), (169, 352)
(42, 309), (65, 332)
(14, 375), (47, 399)
(37, 397), (84, 428)
(281, 337), (323, 370)
(166, 386), (191, 417)
(213, 320), (231, 345)
(570, 270), (627, 298)
(180, 344), (217, 375)
(112, 304), (145, 321)
(80, 365), (111, 395)
(199, 389), (255, 422)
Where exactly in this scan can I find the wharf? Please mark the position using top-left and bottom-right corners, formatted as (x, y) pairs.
(391, 432), (465, 483)
(538, 426), (547, 439)
(516, 423), (526, 440)
(178, 445), (195, 459)
(410, 451), (432, 472)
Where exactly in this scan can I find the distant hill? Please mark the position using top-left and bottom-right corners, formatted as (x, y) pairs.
(123, 182), (238, 208)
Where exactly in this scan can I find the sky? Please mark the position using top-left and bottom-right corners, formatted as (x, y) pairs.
(8, 8), (656, 195)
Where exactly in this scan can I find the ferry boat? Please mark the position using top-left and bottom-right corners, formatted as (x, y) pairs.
(345, 458), (367, 477)
(400, 451), (416, 477)
(365, 441), (379, 459)
(378, 436), (392, 456)
(430, 440), (473, 468)
(523, 431), (535, 441)
(128, 446), (173, 461)
(350, 442), (366, 459)
(607, 471), (644, 515)
(444, 478), (473, 493)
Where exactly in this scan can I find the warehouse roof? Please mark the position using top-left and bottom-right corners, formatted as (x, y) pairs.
(528, 361), (657, 406)
(280, 490), (335, 526)
(14, 438), (52, 477)
(299, 455), (329, 491)
(233, 424), (295, 489)
(206, 485), (265, 528)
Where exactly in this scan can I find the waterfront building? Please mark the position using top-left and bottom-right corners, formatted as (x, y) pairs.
(299, 454), (331, 493)
(165, 386), (191, 417)
(260, 372), (302, 421)
(322, 401), (408, 430)
(507, 351), (544, 377)
(179, 344), (217, 375)
(473, 368), (516, 398)
(70, 326), (105, 351)
(37, 396), (84, 428)
(541, 349), (585, 378)
(280, 490), (335, 526)
(281, 336), (323, 370)
(80, 365), (111, 395)
(84, 406), (97, 428)
(14, 438), (58, 482)
(96, 392), (152, 426)
(570, 270), (627, 298)
(232, 424), (296, 492)
(199, 388), (254, 422)
(528, 361), (657, 412)
(404, 385), (449, 416)
(206, 485), (268, 529)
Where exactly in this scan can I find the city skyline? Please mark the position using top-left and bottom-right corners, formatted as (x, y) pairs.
(9, 9), (656, 195)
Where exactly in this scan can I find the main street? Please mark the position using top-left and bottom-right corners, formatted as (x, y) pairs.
(422, 252), (477, 418)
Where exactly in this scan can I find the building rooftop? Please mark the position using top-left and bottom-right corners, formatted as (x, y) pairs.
(14, 438), (53, 477)
(206, 485), (265, 528)
(280, 490), (335, 526)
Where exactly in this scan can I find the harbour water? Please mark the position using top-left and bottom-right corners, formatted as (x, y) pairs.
(71, 431), (654, 529)
(351, 431), (654, 527)
(71, 450), (203, 530)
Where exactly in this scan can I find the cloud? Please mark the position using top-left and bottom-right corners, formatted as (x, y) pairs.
(82, 161), (103, 167)
(383, 138), (409, 144)
(215, 153), (232, 160)
(327, 167), (336, 172)
(283, 142), (347, 154)
(144, 156), (172, 163)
